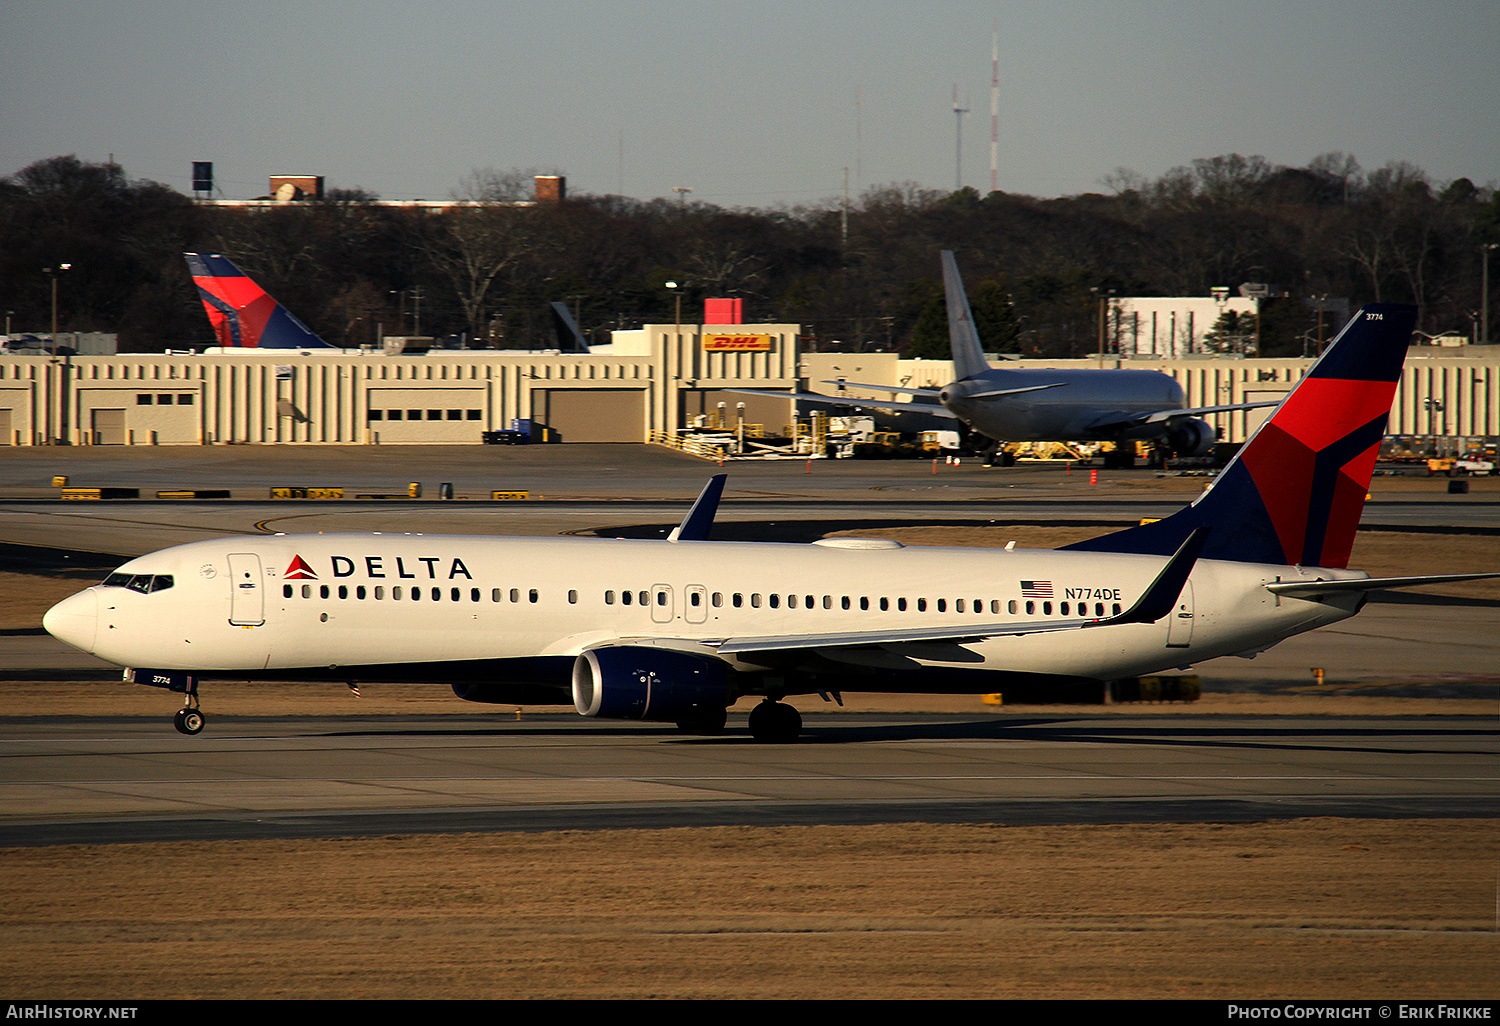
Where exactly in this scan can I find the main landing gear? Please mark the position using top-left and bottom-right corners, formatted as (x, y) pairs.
(747, 699), (802, 743)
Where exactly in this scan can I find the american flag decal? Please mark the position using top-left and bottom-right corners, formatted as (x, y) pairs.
(1020, 580), (1053, 599)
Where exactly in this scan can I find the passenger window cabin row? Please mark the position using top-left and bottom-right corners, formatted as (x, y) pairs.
(603, 589), (1122, 618)
(284, 583), (555, 604)
(280, 583), (1122, 619)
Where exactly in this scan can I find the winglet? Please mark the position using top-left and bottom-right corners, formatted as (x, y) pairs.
(1096, 527), (1209, 625)
(941, 251), (992, 381)
(668, 475), (727, 542)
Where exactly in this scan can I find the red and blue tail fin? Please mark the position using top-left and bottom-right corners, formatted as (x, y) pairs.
(185, 252), (333, 349)
(1065, 304), (1417, 569)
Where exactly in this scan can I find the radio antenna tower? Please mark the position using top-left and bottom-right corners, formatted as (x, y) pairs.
(952, 85), (970, 191)
(990, 27), (999, 194)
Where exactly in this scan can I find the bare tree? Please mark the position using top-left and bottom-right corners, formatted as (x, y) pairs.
(419, 169), (553, 338)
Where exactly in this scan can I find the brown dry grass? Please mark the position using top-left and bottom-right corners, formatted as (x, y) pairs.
(2, 819), (1497, 999)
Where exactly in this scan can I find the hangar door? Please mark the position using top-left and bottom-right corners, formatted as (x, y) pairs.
(91, 409), (127, 445)
(537, 389), (646, 442)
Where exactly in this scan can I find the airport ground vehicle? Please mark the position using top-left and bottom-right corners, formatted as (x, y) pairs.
(1426, 456), (1495, 476)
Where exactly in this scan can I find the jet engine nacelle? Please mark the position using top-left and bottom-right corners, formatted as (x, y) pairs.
(1165, 417), (1216, 457)
(572, 646), (728, 722)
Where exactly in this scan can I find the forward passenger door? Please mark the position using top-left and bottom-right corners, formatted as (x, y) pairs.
(227, 553), (265, 626)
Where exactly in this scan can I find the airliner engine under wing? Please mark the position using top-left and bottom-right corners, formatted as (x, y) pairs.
(735, 251), (1275, 457)
(42, 303), (1494, 740)
(185, 252), (334, 350)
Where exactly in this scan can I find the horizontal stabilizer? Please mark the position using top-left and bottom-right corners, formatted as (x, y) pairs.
(1266, 573), (1500, 597)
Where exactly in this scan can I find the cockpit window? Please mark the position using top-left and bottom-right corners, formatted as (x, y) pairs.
(102, 572), (174, 594)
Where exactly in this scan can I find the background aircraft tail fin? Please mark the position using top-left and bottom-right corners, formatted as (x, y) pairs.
(1065, 304), (1418, 569)
(185, 253), (334, 349)
(942, 251), (991, 380)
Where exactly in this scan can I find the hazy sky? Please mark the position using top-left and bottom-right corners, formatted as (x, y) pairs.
(2, 0), (1495, 207)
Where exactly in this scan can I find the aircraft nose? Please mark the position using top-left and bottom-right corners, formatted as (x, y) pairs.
(43, 589), (98, 654)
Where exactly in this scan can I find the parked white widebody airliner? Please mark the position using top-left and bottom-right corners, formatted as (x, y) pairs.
(43, 302), (1493, 741)
(732, 251), (1278, 460)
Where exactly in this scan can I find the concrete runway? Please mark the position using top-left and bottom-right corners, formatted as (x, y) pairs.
(1, 711), (1496, 846)
(1, 444), (1497, 845)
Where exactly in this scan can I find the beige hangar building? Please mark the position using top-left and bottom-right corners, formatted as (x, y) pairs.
(1, 323), (1497, 449)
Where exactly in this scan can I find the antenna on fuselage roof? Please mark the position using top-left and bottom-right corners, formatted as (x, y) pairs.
(667, 474), (727, 543)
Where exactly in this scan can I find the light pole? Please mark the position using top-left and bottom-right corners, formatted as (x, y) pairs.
(1482, 243), (1498, 345)
(665, 281), (682, 335)
(665, 281), (681, 435)
(44, 264), (72, 354)
(43, 264), (72, 445)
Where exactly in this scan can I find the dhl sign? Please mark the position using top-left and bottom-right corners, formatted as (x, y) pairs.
(702, 333), (773, 352)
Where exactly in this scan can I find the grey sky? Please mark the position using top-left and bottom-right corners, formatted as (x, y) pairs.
(2, 0), (1495, 207)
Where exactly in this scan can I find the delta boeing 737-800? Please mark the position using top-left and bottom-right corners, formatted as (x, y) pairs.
(43, 302), (1494, 741)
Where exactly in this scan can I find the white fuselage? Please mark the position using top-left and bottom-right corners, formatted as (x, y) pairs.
(43, 533), (1364, 691)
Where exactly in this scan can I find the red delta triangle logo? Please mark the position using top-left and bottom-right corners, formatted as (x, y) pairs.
(284, 555), (318, 580)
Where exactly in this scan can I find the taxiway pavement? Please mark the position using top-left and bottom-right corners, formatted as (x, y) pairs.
(1, 711), (1495, 846)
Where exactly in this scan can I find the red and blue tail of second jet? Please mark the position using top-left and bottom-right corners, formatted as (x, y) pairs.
(185, 252), (333, 349)
(1067, 304), (1418, 570)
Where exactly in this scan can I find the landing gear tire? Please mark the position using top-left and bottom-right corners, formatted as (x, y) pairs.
(748, 701), (802, 743)
(676, 707), (728, 735)
(173, 708), (205, 735)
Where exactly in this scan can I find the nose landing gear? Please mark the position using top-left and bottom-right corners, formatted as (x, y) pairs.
(173, 705), (205, 735)
(125, 669), (206, 735)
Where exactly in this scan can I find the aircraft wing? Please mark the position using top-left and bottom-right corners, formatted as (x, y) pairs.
(723, 388), (959, 418)
(716, 527), (1208, 655)
(716, 616), (1095, 654)
(1086, 400), (1281, 432)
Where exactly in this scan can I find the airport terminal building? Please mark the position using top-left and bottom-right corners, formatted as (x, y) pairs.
(1, 325), (1497, 448)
